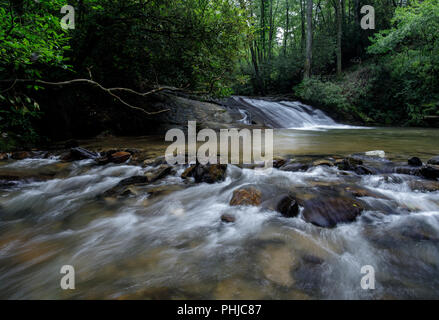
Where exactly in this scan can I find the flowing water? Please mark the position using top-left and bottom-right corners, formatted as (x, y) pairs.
(1, 98), (439, 299)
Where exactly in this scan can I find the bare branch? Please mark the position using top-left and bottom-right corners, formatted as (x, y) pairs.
(0, 79), (170, 115)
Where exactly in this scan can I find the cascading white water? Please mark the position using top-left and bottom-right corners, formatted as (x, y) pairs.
(232, 96), (358, 130)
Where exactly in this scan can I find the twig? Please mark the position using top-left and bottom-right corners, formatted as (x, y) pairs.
(0, 78), (170, 115)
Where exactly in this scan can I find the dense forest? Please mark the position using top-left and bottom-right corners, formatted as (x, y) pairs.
(1, 0), (438, 150)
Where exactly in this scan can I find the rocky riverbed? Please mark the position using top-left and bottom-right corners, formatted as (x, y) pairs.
(1, 141), (439, 299)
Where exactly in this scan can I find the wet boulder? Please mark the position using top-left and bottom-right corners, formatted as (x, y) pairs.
(61, 147), (99, 161)
(394, 166), (422, 176)
(101, 176), (149, 197)
(354, 165), (375, 175)
(302, 197), (364, 228)
(146, 184), (185, 199)
(0, 153), (9, 160)
(427, 156), (439, 165)
(193, 164), (227, 184)
(408, 180), (439, 192)
(276, 195), (299, 218)
(97, 151), (131, 165)
(344, 186), (388, 199)
(11, 151), (31, 160)
(145, 164), (174, 183)
(143, 156), (167, 167)
(420, 165), (439, 180)
(280, 163), (309, 172)
(220, 214), (236, 223)
(408, 157), (423, 167)
(273, 157), (287, 169)
(336, 157), (363, 171)
(181, 165), (196, 179)
(312, 159), (334, 167)
(230, 187), (262, 206)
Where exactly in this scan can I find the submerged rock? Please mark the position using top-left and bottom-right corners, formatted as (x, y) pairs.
(312, 159), (334, 167)
(280, 163), (309, 172)
(258, 245), (297, 287)
(427, 156), (439, 165)
(230, 187), (262, 207)
(408, 180), (439, 192)
(11, 151), (31, 160)
(408, 157), (423, 167)
(394, 166), (422, 176)
(0, 153), (9, 160)
(147, 184), (185, 198)
(354, 165), (375, 175)
(193, 163), (227, 183)
(61, 147), (99, 161)
(97, 151), (131, 165)
(145, 164), (173, 183)
(420, 165), (439, 180)
(143, 156), (167, 167)
(272, 157), (287, 168)
(344, 186), (388, 199)
(181, 165), (195, 179)
(302, 197), (364, 228)
(220, 214), (236, 223)
(276, 195), (299, 218)
(336, 157), (363, 171)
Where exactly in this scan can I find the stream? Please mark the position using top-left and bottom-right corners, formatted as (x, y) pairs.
(1, 98), (439, 299)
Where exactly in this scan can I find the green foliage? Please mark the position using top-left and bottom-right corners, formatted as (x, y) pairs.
(0, 0), (72, 149)
(69, 0), (248, 94)
(295, 77), (351, 112)
(0, 0), (71, 79)
(368, 0), (439, 125)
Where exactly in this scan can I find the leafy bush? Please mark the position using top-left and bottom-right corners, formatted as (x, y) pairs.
(368, 0), (439, 125)
(294, 77), (351, 111)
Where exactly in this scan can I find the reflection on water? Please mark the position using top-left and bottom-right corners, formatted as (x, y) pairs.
(0, 127), (439, 299)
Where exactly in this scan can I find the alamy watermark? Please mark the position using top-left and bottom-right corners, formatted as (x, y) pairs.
(361, 265), (375, 290)
(60, 265), (75, 290)
(60, 5), (75, 30)
(57, 4), (374, 31)
(164, 121), (274, 169)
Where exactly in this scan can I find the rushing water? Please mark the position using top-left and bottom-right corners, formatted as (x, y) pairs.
(1, 99), (439, 299)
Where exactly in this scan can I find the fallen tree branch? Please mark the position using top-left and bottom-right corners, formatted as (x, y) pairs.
(0, 78), (171, 115)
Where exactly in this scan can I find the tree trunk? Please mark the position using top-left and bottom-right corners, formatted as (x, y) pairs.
(283, 0), (289, 56)
(304, 0), (313, 79)
(336, 0), (342, 76)
(300, 0), (306, 52)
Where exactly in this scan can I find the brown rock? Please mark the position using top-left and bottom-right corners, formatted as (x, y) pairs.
(408, 180), (439, 192)
(11, 151), (30, 160)
(110, 151), (131, 164)
(220, 214), (236, 223)
(181, 165), (195, 179)
(0, 153), (9, 160)
(280, 163), (309, 172)
(277, 195), (299, 218)
(344, 186), (387, 199)
(61, 147), (99, 161)
(302, 197), (364, 228)
(312, 159), (334, 167)
(230, 187), (262, 206)
(193, 163), (227, 184)
(145, 164), (173, 183)
(273, 157), (286, 168)
(427, 156), (439, 165)
(336, 157), (363, 171)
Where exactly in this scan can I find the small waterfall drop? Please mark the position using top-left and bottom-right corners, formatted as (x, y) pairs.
(230, 96), (353, 130)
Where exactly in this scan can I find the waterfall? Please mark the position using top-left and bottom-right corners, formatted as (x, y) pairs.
(230, 96), (354, 130)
